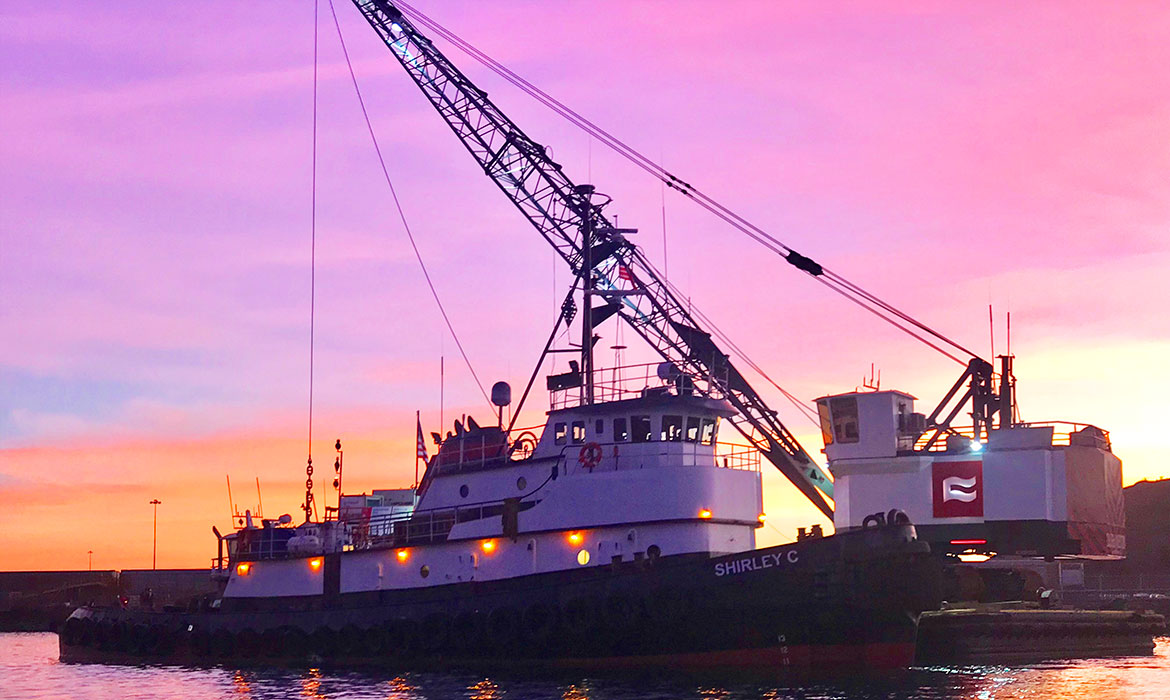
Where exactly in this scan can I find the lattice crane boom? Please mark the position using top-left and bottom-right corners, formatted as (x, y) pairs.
(351, 0), (835, 518)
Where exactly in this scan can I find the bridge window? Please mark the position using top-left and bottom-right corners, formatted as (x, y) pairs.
(631, 415), (652, 443)
(662, 415), (684, 441)
(571, 421), (586, 444)
(614, 417), (628, 442)
(830, 396), (860, 443)
(685, 416), (701, 443)
(595, 419), (604, 435)
(554, 422), (567, 445)
(699, 418), (717, 445)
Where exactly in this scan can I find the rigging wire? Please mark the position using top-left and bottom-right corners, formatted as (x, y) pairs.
(640, 253), (821, 427)
(327, 0), (492, 410)
(304, 0), (320, 522)
(394, 0), (979, 366)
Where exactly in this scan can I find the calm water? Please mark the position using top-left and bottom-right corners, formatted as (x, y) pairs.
(3, 633), (1169, 700)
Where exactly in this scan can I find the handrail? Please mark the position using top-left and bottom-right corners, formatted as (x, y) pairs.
(233, 461), (564, 563)
(551, 438), (760, 473)
(912, 421), (1111, 452)
(548, 362), (727, 410)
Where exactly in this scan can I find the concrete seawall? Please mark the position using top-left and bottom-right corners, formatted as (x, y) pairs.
(0, 569), (219, 632)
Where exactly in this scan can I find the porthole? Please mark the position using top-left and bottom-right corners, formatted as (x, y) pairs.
(647, 544), (661, 560)
(459, 484), (469, 498)
(576, 549), (591, 566)
(516, 476), (527, 491)
(420, 565), (430, 578)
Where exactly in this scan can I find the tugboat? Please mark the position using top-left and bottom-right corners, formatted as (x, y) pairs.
(59, 378), (942, 669)
(61, 0), (968, 670)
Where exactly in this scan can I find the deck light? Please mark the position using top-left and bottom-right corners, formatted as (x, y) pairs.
(758, 513), (767, 522)
(481, 540), (496, 554)
(396, 549), (409, 562)
(970, 441), (984, 453)
(236, 563), (251, 576)
(567, 532), (583, 545)
(309, 557), (323, 571)
(698, 509), (713, 519)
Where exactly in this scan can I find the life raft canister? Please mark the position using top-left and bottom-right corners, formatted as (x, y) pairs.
(578, 442), (603, 471)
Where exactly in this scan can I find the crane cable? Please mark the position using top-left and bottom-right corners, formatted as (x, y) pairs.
(302, 0), (322, 522)
(394, 0), (979, 366)
(327, 0), (493, 410)
(632, 250), (822, 427)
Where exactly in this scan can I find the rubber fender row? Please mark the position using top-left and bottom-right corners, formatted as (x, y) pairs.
(61, 589), (698, 660)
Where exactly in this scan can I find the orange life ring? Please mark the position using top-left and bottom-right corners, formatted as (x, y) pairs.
(578, 442), (603, 471)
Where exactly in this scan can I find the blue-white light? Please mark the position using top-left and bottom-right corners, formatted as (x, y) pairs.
(970, 441), (984, 453)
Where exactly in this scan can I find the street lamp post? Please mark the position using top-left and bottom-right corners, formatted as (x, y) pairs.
(149, 499), (162, 570)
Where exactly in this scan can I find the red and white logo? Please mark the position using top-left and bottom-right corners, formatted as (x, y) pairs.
(932, 460), (983, 518)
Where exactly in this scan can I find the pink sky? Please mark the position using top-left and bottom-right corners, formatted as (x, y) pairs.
(2, 1), (1169, 570)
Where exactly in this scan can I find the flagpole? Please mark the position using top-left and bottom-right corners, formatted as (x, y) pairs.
(415, 410), (421, 489)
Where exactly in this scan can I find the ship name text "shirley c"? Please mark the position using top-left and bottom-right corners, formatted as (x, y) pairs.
(714, 549), (799, 577)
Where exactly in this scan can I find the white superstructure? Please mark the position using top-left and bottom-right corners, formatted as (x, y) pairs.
(224, 374), (764, 599)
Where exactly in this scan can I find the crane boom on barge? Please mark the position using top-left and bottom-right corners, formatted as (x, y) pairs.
(349, 0), (836, 517)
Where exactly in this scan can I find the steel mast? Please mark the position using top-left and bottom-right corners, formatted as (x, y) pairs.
(349, 0), (834, 517)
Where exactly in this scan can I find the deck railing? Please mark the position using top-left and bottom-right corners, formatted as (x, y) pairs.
(912, 421), (1111, 452)
(548, 362), (728, 410)
(551, 440), (760, 473)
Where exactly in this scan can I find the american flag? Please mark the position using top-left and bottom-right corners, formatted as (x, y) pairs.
(617, 264), (634, 281)
(416, 413), (428, 461)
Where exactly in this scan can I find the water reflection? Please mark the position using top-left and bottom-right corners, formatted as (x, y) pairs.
(386, 674), (421, 699)
(466, 678), (501, 700)
(300, 667), (324, 698)
(561, 682), (591, 700)
(231, 669), (253, 697)
(6, 634), (1168, 700)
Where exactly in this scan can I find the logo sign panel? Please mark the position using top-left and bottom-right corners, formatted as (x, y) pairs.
(932, 460), (983, 518)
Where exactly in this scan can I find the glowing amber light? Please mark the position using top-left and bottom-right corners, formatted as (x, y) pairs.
(396, 549), (409, 562)
(698, 509), (713, 519)
(480, 540), (496, 553)
(567, 532), (583, 545)
(236, 563), (250, 576)
(758, 513), (767, 522)
(308, 557), (323, 571)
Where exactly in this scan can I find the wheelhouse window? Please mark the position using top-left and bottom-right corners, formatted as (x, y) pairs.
(571, 421), (586, 444)
(631, 415), (652, 443)
(685, 416), (701, 443)
(614, 417), (629, 442)
(829, 396), (860, 443)
(554, 422), (567, 445)
(662, 415), (684, 442)
(595, 419), (604, 435)
(699, 418), (717, 445)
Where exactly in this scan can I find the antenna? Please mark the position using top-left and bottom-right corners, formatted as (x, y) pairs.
(989, 304), (995, 359)
(255, 477), (264, 520)
(225, 475), (234, 525)
(861, 363), (880, 391)
(1007, 311), (1012, 357)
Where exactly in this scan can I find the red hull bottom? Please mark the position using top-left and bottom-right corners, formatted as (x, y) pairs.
(60, 640), (916, 672)
(552, 642), (915, 671)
